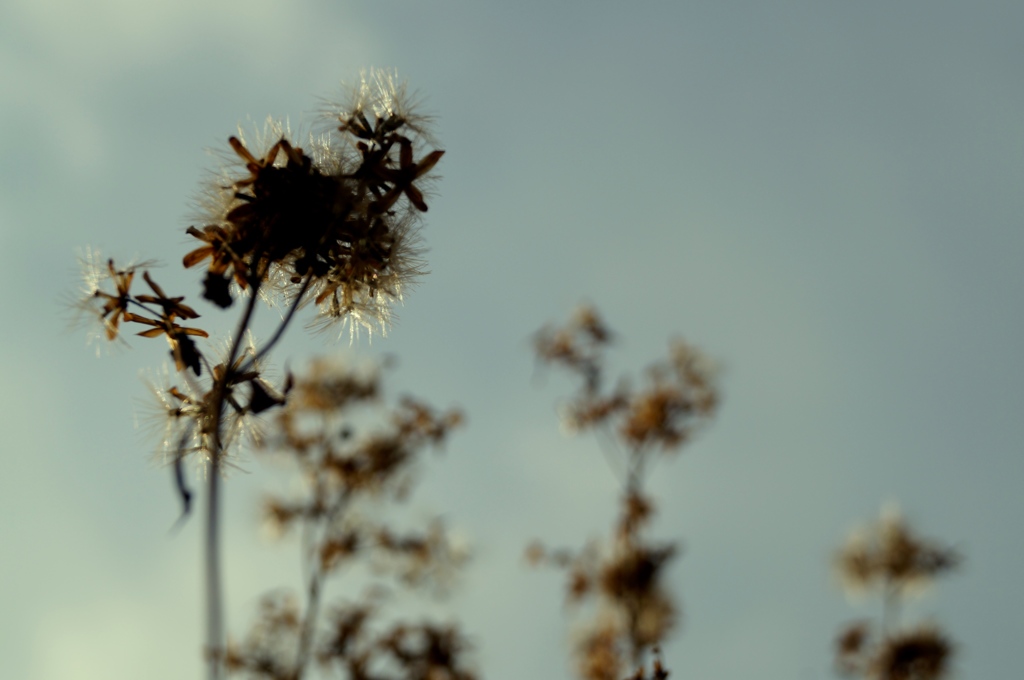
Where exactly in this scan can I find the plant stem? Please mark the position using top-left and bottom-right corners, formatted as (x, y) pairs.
(882, 581), (900, 636)
(205, 458), (224, 680)
(206, 274), (264, 680)
(239, 273), (313, 375)
(294, 479), (352, 679)
(204, 271), (313, 679)
(294, 567), (323, 680)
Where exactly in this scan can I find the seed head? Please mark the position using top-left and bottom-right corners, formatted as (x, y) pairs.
(870, 625), (952, 680)
(69, 247), (159, 352)
(138, 335), (278, 471)
(185, 70), (442, 340)
(835, 505), (961, 596)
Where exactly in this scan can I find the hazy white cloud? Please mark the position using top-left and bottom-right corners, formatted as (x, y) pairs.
(1, 0), (379, 176)
(8, 0), (300, 69)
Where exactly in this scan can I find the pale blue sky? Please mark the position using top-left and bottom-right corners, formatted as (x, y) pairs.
(2, 1), (1022, 678)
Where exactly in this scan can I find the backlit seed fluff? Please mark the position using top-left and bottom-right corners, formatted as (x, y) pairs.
(184, 69), (441, 340)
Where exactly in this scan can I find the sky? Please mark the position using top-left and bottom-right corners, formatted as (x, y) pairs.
(2, 0), (1023, 678)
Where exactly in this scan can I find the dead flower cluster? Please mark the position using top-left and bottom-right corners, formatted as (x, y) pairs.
(530, 306), (720, 680)
(72, 71), (451, 680)
(833, 506), (961, 680)
(226, 359), (471, 680)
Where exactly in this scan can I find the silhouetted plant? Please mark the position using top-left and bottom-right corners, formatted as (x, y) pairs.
(529, 306), (719, 680)
(833, 505), (961, 680)
(71, 70), (448, 680)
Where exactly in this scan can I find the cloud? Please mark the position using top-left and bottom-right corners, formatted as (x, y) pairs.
(8, 0), (299, 68)
(1, 0), (380, 177)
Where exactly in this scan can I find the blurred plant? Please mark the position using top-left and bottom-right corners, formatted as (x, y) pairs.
(833, 504), (961, 680)
(71, 69), (446, 680)
(226, 357), (473, 680)
(529, 306), (719, 680)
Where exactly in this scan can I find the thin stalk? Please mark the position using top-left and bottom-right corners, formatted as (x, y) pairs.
(881, 581), (901, 637)
(295, 488), (352, 679)
(625, 445), (650, 498)
(205, 455), (224, 680)
(294, 567), (324, 680)
(622, 444), (650, 671)
(206, 272), (264, 680)
(596, 423), (627, 485)
(203, 270), (312, 679)
(239, 273), (313, 376)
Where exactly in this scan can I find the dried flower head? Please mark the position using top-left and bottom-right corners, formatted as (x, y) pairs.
(534, 305), (615, 394)
(576, 619), (624, 680)
(139, 335), (279, 470)
(224, 591), (302, 679)
(832, 506), (961, 680)
(835, 621), (873, 675)
(536, 307), (718, 459)
(835, 505), (961, 596)
(532, 307), (715, 680)
(372, 520), (470, 594)
(69, 247), (160, 352)
(870, 625), (952, 680)
(185, 69), (440, 340)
